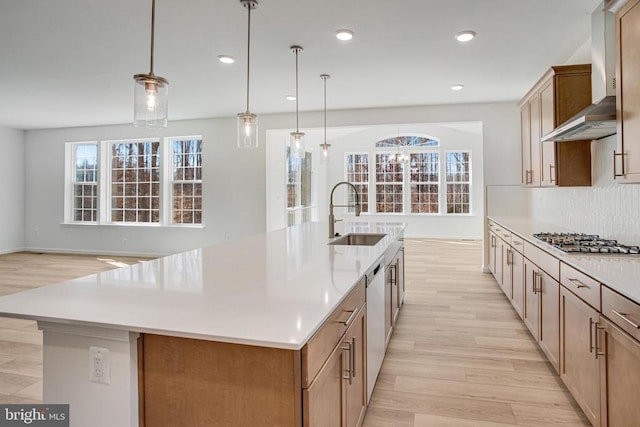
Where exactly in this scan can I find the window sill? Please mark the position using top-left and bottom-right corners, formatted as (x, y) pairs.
(61, 222), (205, 229)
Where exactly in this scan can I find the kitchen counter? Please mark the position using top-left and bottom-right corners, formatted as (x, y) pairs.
(0, 221), (405, 350)
(489, 216), (640, 304)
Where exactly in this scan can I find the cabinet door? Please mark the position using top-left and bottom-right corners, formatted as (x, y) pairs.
(398, 247), (405, 306)
(560, 287), (601, 427)
(511, 250), (524, 319)
(391, 260), (399, 325)
(489, 232), (497, 277)
(599, 316), (640, 427)
(344, 307), (366, 427)
(521, 103), (532, 185)
(529, 94), (541, 186)
(501, 244), (513, 299)
(303, 341), (346, 427)
(384, 266), (393, 347)
(540, 80), (557, 187)
(495, 238), (505, 287)
(539, 270), (560, 373)
(617, 0), (640, 182)
(523, 259), (540, 340)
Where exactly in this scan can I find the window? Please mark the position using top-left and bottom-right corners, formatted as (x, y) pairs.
(170, 137), (202, 224)
(445, 151), (471, 214)
(109, 140), (161, 223)
(375, 153), (403, 213)
(71, 143), (99, 222)
(286, 148), (313, 226)
(64, 136), (203, 226)
(410, 152), (439, 213)
(343, 135), (472, 215)
(345, 153), (369, 213)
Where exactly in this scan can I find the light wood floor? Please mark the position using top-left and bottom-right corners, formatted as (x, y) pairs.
(0, 242), (590, 426)
(0, 252), (148, 403)
(362, 239), (590, 426)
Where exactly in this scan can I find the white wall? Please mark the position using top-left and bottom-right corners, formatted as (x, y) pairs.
(267, 102), (519, 240)
(0, 126), (25, 254)
(23, 101), (519, 256)
(530, 135), (640, 244)
(24, 118), (265, 256)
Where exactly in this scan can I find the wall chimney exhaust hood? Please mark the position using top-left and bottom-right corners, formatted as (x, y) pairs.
(542, 2), (617, 142)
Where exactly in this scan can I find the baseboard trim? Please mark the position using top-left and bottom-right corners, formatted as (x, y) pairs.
(0, 247), (26, 255)
(481, 266), (492, 274)
(23, 246), (167, 258)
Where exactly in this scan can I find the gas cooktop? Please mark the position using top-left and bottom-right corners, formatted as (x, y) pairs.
(533, 232), (640, 254)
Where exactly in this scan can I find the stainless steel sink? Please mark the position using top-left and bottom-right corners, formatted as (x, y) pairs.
(328, 233), (386, 246)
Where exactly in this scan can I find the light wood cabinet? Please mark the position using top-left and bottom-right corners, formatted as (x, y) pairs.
(519, 65), (592, 187)
(598, 316), (640, 427)
(614, 0), (640, 182)
(560, 286), (601, 427)
(488, 231), (499, 279)
(501, 241), (513, 299)
(344, 307), (367, 427)
(510, 248), (525, 319)
(523, 258), (540, 340)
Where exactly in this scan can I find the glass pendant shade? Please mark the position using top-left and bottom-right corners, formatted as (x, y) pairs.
(237, 112), (258, 149)
(290, 131), (306, 159)
(134, 74), (168, 128)
(319, 143), (331, 165)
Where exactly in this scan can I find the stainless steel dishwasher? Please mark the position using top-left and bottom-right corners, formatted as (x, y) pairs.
(366, 256), (385, 403)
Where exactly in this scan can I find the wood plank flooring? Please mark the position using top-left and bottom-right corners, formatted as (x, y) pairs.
(0, 242), (590, 426)
(362, 239), (590, 426)
(0, 252), (148, 404)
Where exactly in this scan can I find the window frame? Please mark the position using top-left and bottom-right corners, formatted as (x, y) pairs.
(165, 135), (203, 226)
(344, 152), (370, 214)
(64, 141), (100, 224)
(444, 150), (472, 215)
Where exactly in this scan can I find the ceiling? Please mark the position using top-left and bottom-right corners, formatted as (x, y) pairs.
(0, 0), (601, 130)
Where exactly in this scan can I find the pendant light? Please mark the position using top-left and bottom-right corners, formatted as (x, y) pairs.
(133, 0), (169, 128)
(290, 46), (305, 159)
(237, 0), (258, 149)
(319, 74), (331, 165)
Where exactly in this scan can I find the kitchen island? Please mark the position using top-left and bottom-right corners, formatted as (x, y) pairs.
(0, 221), (406, 427)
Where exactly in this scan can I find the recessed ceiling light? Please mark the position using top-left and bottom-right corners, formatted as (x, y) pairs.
(217, 55), (235, 64)
(454, 31), (476, 42)
(335, 29), (354, 41)
(285, 95), (296, 101)
(451, 84), (465, 91)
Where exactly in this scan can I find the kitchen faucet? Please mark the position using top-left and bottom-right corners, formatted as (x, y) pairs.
(329, 181), (361, 238)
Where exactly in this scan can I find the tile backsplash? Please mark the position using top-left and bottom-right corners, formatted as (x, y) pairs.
(530, 135), (640, 245)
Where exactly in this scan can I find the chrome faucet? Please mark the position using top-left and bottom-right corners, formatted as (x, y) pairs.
(329, 181), (361, 238)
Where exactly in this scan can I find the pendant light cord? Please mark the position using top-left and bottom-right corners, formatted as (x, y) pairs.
(149, 0), (155, 75)
(323, 76), (327, 144)
(245, 4), (251, 113)
(295, 48), (299, 132)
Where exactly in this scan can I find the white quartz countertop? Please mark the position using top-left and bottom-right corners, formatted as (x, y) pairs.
(489, 216), (640, 304)
(0, 221), (405, 350)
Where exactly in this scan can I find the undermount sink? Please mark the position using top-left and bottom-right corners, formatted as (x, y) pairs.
(328, 233), (386, 246)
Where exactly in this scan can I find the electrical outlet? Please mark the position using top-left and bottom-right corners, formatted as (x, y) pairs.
(89, 346), (110, 385)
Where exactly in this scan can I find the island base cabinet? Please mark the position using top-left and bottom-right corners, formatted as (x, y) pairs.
(140, 335), (302, 427)
(598, 317), (640, 427)
(560, 287), (601, 427)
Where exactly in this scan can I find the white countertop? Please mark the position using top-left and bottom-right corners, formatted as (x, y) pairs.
(489, 216), (640, 304)
(0, 221), (406, 350)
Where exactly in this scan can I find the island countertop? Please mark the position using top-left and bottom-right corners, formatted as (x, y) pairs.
(0, 221), (405, 350)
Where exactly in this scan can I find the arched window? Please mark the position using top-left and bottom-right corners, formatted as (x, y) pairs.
(375, 135), (439, 148)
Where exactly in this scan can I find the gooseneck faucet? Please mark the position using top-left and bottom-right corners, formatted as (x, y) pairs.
(329, 181), (361, 238)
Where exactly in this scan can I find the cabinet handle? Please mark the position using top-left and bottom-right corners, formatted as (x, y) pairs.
(549, 164), (556, 183)
(503, 233), (510, 238)
(595, 323), (605, 360)
(589, 317), (594, 354)
(567, 278), (590, 290)
(351, 337), (356, 379)
(533, 271), (542, 294)
(614, 150), (625, 179)
(491, 235), (496, 248)
(390, 265), (397, 285)
(611, 309), (640, 329)
(525, 170), (532, 185)
(513, 241), (522, 246)
(341, 341), (352, 384)
(340, 309), (358, 327)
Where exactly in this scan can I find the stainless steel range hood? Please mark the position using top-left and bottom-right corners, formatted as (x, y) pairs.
(542, 2), (617, 142)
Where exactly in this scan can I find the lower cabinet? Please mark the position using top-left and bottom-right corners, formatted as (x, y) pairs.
(598, 316), (640, 427)
(384, 265), (393, 347)
(560, 286), (601, 427)
(510, 248), (525, 318)
(398, 246), (405, 306)
(501, 243), (513, 299)
(488, 231), (498, 276)
(304, 306), (366, 427)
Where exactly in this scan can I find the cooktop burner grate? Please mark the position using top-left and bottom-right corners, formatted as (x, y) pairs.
(532, 232), (640, 254)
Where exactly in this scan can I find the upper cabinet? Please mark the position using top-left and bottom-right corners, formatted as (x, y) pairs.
(519, 65), (593, 187)
(613, 0), (640, 183)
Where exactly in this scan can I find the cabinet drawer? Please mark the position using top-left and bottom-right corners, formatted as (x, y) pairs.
(500, 230), (513, 245)
(511, 234), (525, 254)
(524, 241), (560, 281)
(301, 278), (365, 388)
(602, 286), (640, 343)
(560, 263), (601, 310)
(488, 220), (497, 232)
